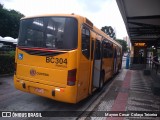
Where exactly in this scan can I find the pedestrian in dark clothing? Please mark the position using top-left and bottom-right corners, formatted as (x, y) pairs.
(153, 56), (159, 63)
(153, 56), (159, 73)
(139, 52), (143, 64)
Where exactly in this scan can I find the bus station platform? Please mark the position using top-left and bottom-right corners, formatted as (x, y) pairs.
(84, 64), (160, 120)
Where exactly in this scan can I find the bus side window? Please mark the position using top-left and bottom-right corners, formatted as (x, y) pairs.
(109, 42), (113, 58)
(103, 40), (113, 58)
(103, 41), (109, 58)
(82, 26), (90, 59)
(102, 41), (107, 58)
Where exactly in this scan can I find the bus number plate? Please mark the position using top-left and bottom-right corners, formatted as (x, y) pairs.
(35, 88), (44, 94)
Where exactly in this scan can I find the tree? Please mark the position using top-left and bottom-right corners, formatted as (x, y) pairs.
(0, 3), (3, 9)
(101, 26), (116, 40)
(116, 39), (128, 54)
(0, 3), (24, 38)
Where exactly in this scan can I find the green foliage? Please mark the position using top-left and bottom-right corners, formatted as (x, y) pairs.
(9, 50), (15, 57)
(0, 4), (3, 9)
(0, 3), (24, 38)
(116, 39), (128, 54)
(101, 26), (116, 40)
(0, 54), (15, 74)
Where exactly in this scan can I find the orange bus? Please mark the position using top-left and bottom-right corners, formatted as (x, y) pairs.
(14, 14), (122, 103)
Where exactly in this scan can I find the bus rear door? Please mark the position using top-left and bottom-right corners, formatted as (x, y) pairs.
(92, 39), (102, 89)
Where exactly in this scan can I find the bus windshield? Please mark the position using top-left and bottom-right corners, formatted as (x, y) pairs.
(18, 17), (78, 50)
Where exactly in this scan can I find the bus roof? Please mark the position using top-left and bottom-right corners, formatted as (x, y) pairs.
(21, 13), (81, 20)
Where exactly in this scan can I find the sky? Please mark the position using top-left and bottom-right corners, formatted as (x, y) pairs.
(1, 0), (128, 39)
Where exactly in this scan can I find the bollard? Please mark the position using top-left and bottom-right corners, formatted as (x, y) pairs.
(126, 55), (130, 69)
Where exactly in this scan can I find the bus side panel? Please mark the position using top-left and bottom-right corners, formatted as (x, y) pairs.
(77, 58), (90, 102)
(76, 23), (91, 102)
(102, 58), (113, 82)
(117, 57), (121, 70)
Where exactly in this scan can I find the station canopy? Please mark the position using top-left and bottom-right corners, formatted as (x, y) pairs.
(116, 0), (160, 48)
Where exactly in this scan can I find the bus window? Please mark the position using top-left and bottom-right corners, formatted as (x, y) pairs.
(81, 26), (90, 59)
(18, 17), (78, 50)
(117, 48), (120, 57)
(109, 42), (113, 57)
(103, 40), (113, 58)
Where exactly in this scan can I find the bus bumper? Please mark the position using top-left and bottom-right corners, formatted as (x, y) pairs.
(14, 75), (77, 103)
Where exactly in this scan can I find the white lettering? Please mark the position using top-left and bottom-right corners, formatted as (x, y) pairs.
(28, 113), (42, 117)
(144, 113), (157, 117)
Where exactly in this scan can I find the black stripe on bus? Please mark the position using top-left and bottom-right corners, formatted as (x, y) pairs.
(18, 47), (66, 56)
